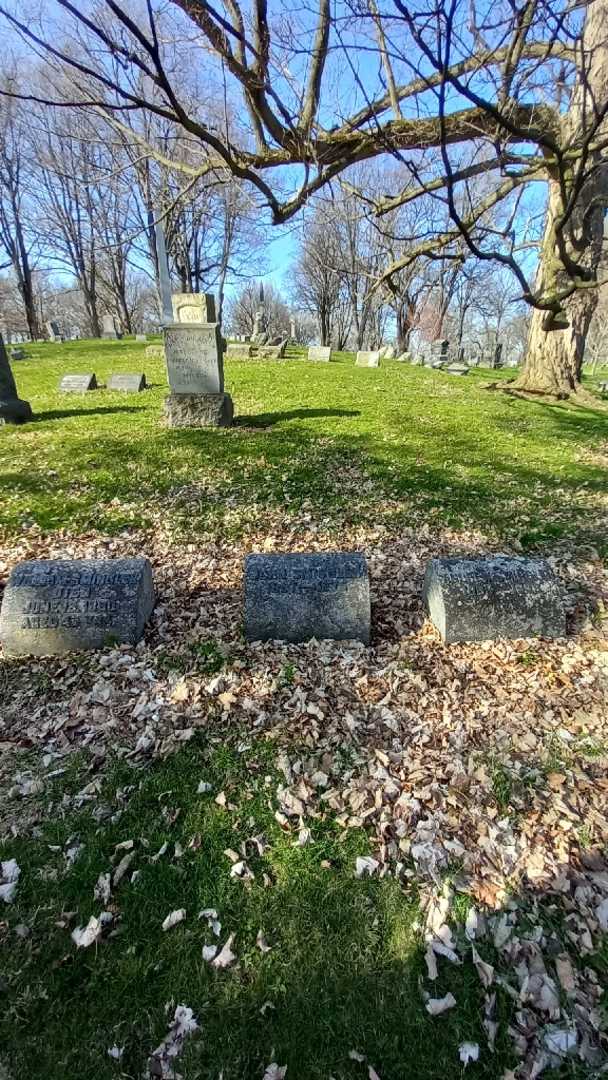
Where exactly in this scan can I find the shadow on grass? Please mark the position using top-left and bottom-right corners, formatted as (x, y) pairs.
(33, 405), (146, 422)
(235, 408), (361, 427)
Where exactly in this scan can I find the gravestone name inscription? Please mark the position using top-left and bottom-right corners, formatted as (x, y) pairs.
(355, 350), (380, 368)
(244, 552), (370, 644)
(308, 346), (332, 362)
(164, 324), (224, 395)
(107, 373), (147, 392)
(0, 557), (155, 656)
(423, 556), (565, 643)
(59, 374), (97, 393)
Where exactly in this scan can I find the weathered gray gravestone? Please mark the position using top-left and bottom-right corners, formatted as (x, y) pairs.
(423, 556), (566, 643)
(244, 552), (370, 644)
(46, 320), (60, 341)
(135, 333), (147, 342)
(0, 335), (32, 424)
(0, 557), (155, 656)
(11, 348), (26, 361)
(308, 345), (332, 362)
(355, 350), (380, 368)
(102, 314), (119, 339)
(59, 374), (97, 392)
(226, 342), (253, 359)
(171, 293), (216, 324)
(107, 373), (147, 392)
(445, 364), (470, 376)
(163, 323), (233, 426)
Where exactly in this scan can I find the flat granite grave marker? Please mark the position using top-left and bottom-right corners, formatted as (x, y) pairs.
(355, 350), (380, 368)
(0, 557), (155, 656)
(308, 345), (332, 362)
(423, 556), (566, 643)
(59, 373), (97, 393)
(107, 373), (147, 392)
(244, 552), (370, 644)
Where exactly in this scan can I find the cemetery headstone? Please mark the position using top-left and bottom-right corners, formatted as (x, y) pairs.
(59, 373), (97, 393)
(135, 333), (147, 342)
(171, 293), (216, 324)
(226, 343), (253, 359)
(423, 555), (566, 643)
(308, 345), (331, 362)
(102, 314), (119, 339)
(355, 350), (380, 367)
(0, 334), (32, 424)
(46, 320), (61, 342)
(445, 364), (470, 376)
(378, 346), (388, 360)
(384, 345), (395, 360)
(145, 344), (165, 360)
(289, 316), (296, 340)
(163, 322), (233, 427)
(107, 373), (147, 392)
(10, 348), (25, 361)
(0, 557), (155, 656)
(244, 552), (370, 644)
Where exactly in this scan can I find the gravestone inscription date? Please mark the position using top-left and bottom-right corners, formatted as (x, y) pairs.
(0, 557), (155, 656)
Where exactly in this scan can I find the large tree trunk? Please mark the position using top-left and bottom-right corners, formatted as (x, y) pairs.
(515, 0), (608, 395)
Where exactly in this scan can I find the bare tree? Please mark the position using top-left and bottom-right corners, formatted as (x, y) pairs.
(0, 84), (40, 339)
(2, 0), (608, 391)
(227, 280), (291, 339)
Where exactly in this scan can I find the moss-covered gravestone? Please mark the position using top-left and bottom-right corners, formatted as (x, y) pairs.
(0, 334), (32, 425)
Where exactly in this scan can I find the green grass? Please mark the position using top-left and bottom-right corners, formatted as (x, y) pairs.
(0, 740), (515, 1079)
(2, 337), (608, 550)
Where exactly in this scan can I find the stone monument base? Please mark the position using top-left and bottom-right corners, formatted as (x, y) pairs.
(164, 392), (233, 428)
(0, 398), (33, 425)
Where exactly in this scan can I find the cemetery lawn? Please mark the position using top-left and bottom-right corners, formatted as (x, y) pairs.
(1, 338), (608, 1079)
(0, 337), (607, 550)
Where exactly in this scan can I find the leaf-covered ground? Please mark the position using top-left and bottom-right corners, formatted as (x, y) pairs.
(1, 340), (608, 1079)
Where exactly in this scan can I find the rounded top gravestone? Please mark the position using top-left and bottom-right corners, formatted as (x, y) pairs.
(244, 552), (370, 644)
(423, 555), (566, 643)
(0, 557), (155, 656)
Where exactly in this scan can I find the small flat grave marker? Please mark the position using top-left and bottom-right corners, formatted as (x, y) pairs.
(355, 351), (380, 368)
(244, 552), (370, 644)
(423, 556), (565, 643)
(0, 557), (155, 656)
(59, 373), (97, 393)
(107, 373), (147, 393)
(445, 364), (470, 376)
(308, 346), (332, 362)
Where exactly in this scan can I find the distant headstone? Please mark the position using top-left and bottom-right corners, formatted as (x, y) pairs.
(423, 556), (566, 643)
(59, 373), (97, 393)
(135, 333), (147, 342)
(378, 346), (388, 360)
(289, 316), (296, 340)
(445, 364), (469, 376)
(308, 345), (331, 362)
(431, 360), (447, 369)
(384, 345), (395, 360)
(46, 320), (61, 341)
(226, 343), (253, 359)
(599, 380), (608, 393)
(171, 293), (216, 324)
(0, 334), (32, 424)
(355, 350), (380, 367)
(244, 552), (370, 644)
(0, 557), (155, 656)
(102, 314), (118, 339)
(10, 348), (25, 361)
(395, 352), (409, 362)
(145, 344), (165, 360)
(107, 373), (147, 393)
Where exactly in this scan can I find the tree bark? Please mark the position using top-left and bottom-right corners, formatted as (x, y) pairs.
(516, 0), (608, 394)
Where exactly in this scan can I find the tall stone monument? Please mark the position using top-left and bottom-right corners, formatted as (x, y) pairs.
(251, 281), (269, 344)
(152, 215), (233, 427)
(0, 335), (32, 425)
